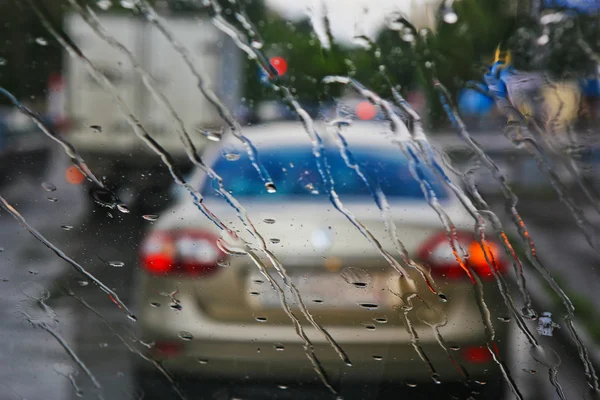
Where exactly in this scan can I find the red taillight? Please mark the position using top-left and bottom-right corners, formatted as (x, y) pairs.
(140, 230), (225, 276)
(152, 341), (183, 358)
(418, 231), (506, 280)
(463, 346), (493, 364)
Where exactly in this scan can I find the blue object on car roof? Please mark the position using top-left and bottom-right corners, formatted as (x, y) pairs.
(543, 0), (600, 14)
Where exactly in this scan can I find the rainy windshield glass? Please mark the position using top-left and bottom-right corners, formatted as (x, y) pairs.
(3, 0), (600, 399)
(205, 147), (449, 199)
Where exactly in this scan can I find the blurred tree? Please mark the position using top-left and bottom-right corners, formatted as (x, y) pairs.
(415, 0), (521, 127)
(234, 0), (521, 128)
(232, 0), (417, 112)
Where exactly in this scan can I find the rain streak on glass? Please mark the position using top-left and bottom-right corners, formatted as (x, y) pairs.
(6, 1), (600, 399)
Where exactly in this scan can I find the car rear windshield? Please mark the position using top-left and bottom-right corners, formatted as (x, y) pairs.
(203, 145), (449, 200)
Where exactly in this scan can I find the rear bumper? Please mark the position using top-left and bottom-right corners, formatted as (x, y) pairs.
(135, 331), (510, 384)
(134, 273), (511, 383)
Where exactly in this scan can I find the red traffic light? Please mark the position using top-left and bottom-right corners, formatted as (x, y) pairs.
(355, 101), (377, 120)
(269, 56), (288, 77)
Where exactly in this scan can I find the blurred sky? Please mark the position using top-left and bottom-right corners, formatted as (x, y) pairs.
(265, 0), (437, 44)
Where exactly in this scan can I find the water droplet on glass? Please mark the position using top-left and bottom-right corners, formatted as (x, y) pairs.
(251, 40), (263, 49)
(474, 380), (487, 386)
(352, 36), (372, 49)
(21, 282), (50, 301)
(364, 324), (376, 331)
(109, 261), (124, 268)
(128, 314), (137, 322)
(120, 0), (134, 9)
(150, 302), (161, 308)
(217, 259), (230, 268)
(96, 0), (112, 10)
(256, 317), (267, 322)
(374, 316), (388, 324)
(89, 125), (102, 133)
(402, 32), (415, 42)
(443, 10), (458, 24)
(274, 344), (285, 351)
(253, 279), (264, 285)
(35, 37), (48, 46)
(117, 203), (130, 214)
(341, 267), (371, 288)
(312, 299), (323, 303)
(217, 231), (248, 256)
(305, 183), (319, 195)
(91, 188), (118, 209)
(0, 58), (6, 66)
(358, 303), (379, 310)
(142, 214), (158, 222)
(328, 118), (352, 128)
(249, 291), (260, 296)
(28, 269), (39, 275)
(61, 225), (73, 231)
(99, 342), (108, 348)
(197, 359), (209, 365)
(170, 302), (182, 311)
(406, 382), (418, 388)
(178, 331), (193, 341)
(498, 316), (511, 322)
(269, 238), (280, 244)
(263, 218), (276, 224)
(197, 127), (222, 141)
(523, 369), (537, 374)
(265, 182), (277, 193)
(438, 293), (448, 302)
(450, 345), (460, 351)
(223, 152), (240, 161)
(42, 182), (56, 192)
(277, 385), (288, 390)
(53, 362), (77, 377)
(372, 355), (383, 361)
(47, 197), (58, 202)
(78, 280), (89, 287)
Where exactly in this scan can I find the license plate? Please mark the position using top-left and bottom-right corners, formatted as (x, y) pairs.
(246, 270), (394, 310)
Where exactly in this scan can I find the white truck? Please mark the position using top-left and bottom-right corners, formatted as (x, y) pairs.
(63, 13), (242, 211)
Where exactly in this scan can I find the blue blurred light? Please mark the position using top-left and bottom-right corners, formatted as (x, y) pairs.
(458, 85), (495, 116)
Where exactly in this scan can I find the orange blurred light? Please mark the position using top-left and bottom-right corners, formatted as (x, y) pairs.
(355, 101), (377, 120)
(468, 241), (500, 274)
(65, 165), (85, 185)
(323, 256), (342, 272)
